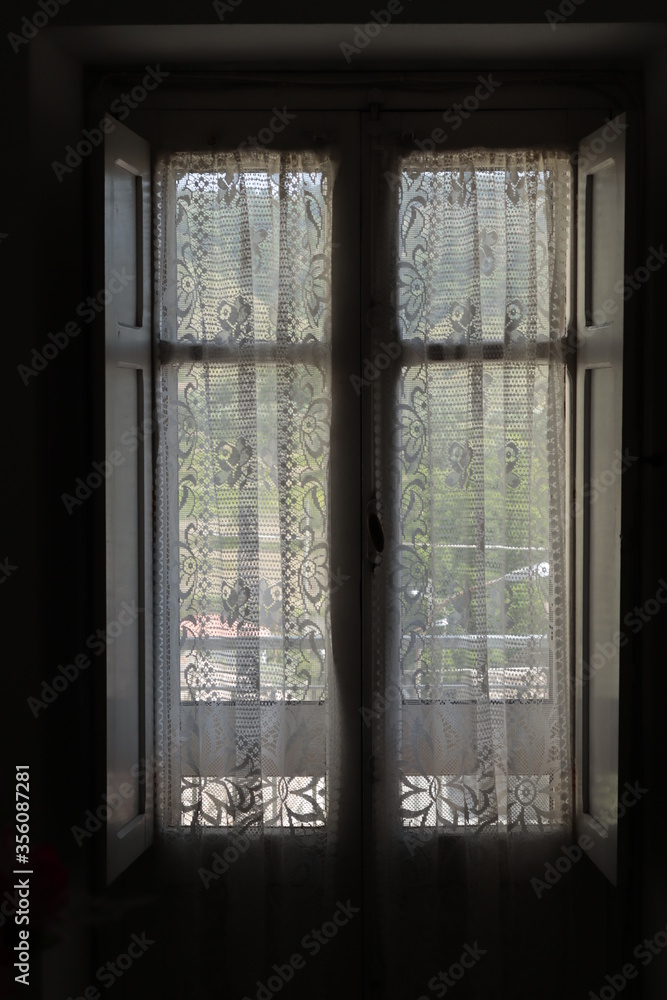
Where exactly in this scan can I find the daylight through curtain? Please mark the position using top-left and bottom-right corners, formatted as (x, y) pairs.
(371, 149), (574, 999)
(153, 150), (342, 999)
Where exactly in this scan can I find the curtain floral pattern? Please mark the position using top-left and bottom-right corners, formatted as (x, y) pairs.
(154, 150), (342, 998)
(152, 142), (576, 1000)
(371, 149), (574, 998)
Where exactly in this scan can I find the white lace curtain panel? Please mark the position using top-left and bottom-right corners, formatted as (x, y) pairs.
(153, 146), (575, 999)
(370, 148), (574, 997)
(154, 150), (344, 999)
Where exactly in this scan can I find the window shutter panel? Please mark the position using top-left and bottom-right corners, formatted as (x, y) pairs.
(574, 113), (626, 885)
(103, 116), (153, 884)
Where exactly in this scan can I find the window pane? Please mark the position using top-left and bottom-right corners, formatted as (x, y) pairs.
(396, 160), (558, 344)
(156, 153), (336, 830)
(381, 150), (571, 833)
(176, 361), (329, 705)
(171, 161), (331, 344)
(397, 361), (552, 703)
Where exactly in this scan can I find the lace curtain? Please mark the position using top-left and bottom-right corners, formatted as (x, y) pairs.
(152, 143), (577, 1000)
(370, 149), (575, 998)
(153, 150), (345, 999)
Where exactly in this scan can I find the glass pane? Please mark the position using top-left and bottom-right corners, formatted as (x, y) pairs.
(176, 361), (329, 704)
(172, 160), (331, 344)
(396, 161), (555, 344)
(397, 361), (552, 703)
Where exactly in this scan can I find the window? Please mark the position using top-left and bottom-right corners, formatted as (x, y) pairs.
(154, 151), (337, 830)
(377, 150), (572, 832)
(101, 82), (628, 998)
(151, 145), (572, 836)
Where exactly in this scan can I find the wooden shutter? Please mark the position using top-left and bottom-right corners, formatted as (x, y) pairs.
(103, 116), (153, 884)
(574, 113), (626, 885)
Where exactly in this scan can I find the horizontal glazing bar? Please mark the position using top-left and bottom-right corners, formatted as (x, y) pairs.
(158, 339), (329, 365)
